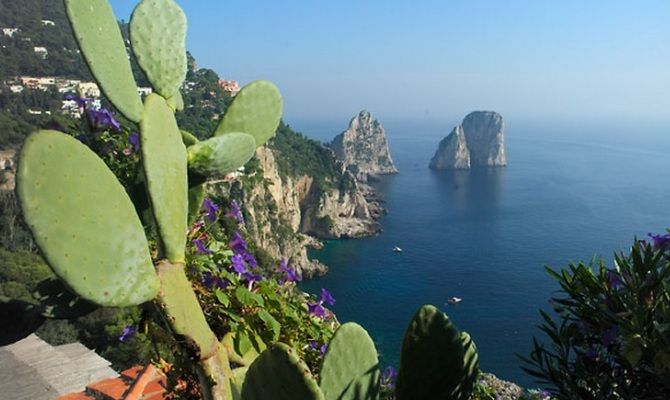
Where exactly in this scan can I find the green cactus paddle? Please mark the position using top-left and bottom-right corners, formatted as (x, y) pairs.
(187, 133), (257, 177)
(242, 343), (324, 400)
(320, 322), (380, 400)
(215, 81), (282, 147)
(140, 94), (188, 263)
(396, 305), (479, 400)
(16, 130), (159, 306)
(130, 0), (187, 100)
(65, 0), (143, 122)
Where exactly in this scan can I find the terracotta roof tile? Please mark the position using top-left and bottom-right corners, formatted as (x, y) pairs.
(86, 376), (128, 399)
(56, 392), (95, 400)
(120, 365), (144, 381)
(57, 365), (167, 400)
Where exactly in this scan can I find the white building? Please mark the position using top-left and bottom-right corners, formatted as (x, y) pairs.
(33, 46), (48, 59)
(1, 28), (19, 37)
(78, 82), (100, 98)
(137, 87), (153, 96)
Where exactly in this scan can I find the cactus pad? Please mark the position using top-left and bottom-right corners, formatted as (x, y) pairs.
(16, 130), (158, 306)
(155, 261), (218, 359)
(242, 343), (324, 400)
(65, 0), (143, 122)
(231, 366), (248, 400)
(320, 322), (380, 400)
(140, 94), (188, 263)
(396, 305), (478, 400)
(215, 81), (282, 147)
(130, 0), (187, 99)
(187, 133), (257, 177)
(181, 130), (199, 147)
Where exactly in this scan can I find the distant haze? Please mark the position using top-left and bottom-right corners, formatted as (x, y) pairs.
(111, 1), (670, 126)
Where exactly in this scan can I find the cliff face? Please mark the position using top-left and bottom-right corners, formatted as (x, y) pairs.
(430, 111), (507, 170)
(330, 110), (398, 181)
(224, 146), (381, 278)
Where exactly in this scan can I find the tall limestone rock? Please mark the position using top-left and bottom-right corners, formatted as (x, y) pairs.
(329, 110), (398, 181)
(430, 111), (506, 169)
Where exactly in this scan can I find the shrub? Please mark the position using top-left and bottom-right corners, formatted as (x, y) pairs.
(521, 235), (670, 399)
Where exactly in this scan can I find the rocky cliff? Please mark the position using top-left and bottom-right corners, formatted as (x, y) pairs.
(329, 110), (398, 181)
(430, 111), (507, 169)
(217, 125), (383, 278)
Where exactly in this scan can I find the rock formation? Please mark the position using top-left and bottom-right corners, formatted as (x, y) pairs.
(329, 110), (398, 181)
(215, 146), (383, 278)
(430, 111), (507, 169)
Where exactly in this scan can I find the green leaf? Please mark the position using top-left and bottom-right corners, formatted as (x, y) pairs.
(215, 288), (230, 307)
(235, 287), (264, 307)
(623, 335), (644, 366)
(258, 310), (280, 341)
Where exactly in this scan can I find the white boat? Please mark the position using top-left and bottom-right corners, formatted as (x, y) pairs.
(447, 297), (463, 305)
(392, 246), (403, 253)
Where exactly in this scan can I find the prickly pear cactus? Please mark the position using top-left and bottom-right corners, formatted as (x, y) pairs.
(215, 80), (283, 147)
(396, 305), (479, 400)
(140, 94), (188, 263)
(187, 133), (257, 177)
(65, 0), (143, 122)
(16, 130), (159, 307)
(242, 343), (325, 400)
(130, 0), (187, 100)
(319, 322), (380, 400)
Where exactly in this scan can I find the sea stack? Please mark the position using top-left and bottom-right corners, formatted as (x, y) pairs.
(330, 110), (398, 181)
(430, 111), (507, 169)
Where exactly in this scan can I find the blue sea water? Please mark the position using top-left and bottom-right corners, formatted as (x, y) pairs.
(296, 118), (670, 388)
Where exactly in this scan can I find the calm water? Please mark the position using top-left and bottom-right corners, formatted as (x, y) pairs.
(298, 118), (670, 388)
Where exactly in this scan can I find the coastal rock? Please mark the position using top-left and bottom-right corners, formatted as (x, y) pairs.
(217, 146), (382, 278)
(329, 110), (398, 181)
(429, 111), (506, 169)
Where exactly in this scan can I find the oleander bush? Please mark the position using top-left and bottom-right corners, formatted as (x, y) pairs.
(521, 235), (670, 400)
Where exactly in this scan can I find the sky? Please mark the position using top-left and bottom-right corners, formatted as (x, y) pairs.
(110, 1), (670, 125)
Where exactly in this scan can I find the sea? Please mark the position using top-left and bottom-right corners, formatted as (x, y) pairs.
(295, 117), (670, 388)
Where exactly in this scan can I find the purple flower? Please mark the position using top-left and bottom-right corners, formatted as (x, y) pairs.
(279, 259), (301, 283)
(119, 325), (137, 342)
(64, 93), (92, 109)
(87, 108), (121, 132)
(381, 366), (398, 390)
(229, 231), (247, 255)
(128, 133), (140, 152)
(231, 254), (248, 274)
(308, 340), (326, 356)
(308, 302), (326, 319)
(606, 269), (623, 290)
(193, 239), (211, 254)
(648, 232), (670, 252)
(244, 252), (258, 269)
(243, 272), (264, 283)
(202, 198), (219, 222)
(202, 272), (229, 289)
(320, 288), (335, 307)
(227, 200), (244, 224)
(601, 325), (619, 346)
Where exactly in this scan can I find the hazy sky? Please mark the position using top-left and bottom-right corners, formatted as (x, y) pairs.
(111, 1), (670, 124)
